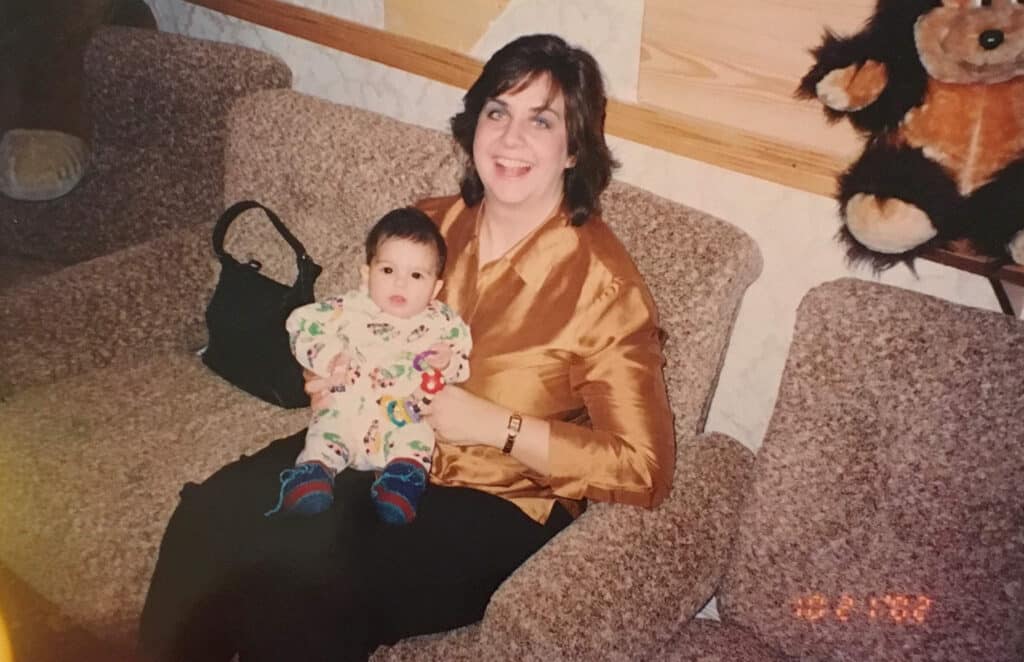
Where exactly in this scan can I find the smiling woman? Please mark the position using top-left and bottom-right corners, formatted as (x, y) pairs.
(140, 32), (675, 662)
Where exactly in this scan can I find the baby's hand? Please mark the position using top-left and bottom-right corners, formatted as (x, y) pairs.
(425, 343), (453, 371)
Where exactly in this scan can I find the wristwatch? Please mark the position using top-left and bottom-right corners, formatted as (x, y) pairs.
(502, 412), (523, 454)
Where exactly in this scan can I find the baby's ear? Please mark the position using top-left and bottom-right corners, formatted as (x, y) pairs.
(432, 279), (444, 298)
(360, 264), (369, 286)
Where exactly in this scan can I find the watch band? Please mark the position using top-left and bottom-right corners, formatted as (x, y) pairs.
(502, 412), (523, 454)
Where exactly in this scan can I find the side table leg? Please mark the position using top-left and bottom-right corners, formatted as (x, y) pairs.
(988, 277), (1017, 316)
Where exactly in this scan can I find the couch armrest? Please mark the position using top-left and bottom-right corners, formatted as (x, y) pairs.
(0, 28), (291, 265)
(479, 432), (754, 661)
(0, 222), (214, 394)
(85, 26), (291, 150)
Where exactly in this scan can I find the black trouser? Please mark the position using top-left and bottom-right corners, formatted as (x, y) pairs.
(138, 430), (572, 662)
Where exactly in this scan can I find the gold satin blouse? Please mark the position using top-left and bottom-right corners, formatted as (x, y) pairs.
(417, 195), (675, 524)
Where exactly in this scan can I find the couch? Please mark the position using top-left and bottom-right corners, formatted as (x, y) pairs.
(0, 30), (763, 662)
(650, 279), (1024, 662)
(0, 26), (291, 288)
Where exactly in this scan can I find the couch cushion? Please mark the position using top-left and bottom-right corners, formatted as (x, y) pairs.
(0, 221), (214, 393)
(719, 278), (1024, 661)
(0, 27), (292, 265)
(0, 351), (309, 648)
(219, 90), (465, 299)
(656, 619), (789, 662)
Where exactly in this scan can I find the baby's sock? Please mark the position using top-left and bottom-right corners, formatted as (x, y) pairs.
(265, 461), (335, 516)
(370, 459), (427, 524)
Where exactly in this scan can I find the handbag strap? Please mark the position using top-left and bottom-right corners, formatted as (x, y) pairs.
(212, 200), (312, 264)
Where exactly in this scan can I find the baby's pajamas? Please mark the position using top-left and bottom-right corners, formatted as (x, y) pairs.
(272, 288), (471, 521)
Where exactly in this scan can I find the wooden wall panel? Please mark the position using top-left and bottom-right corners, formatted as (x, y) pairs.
(383, 0), (508, 53)
(640, 0), (875, 164)
(185, 0), (855, 196)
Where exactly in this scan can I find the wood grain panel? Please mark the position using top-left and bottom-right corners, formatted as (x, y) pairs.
(187, 0), (483, 89)
(640, 0), (875, 164)
(184, 0), (844, 195)
(383, 0), (509, 54)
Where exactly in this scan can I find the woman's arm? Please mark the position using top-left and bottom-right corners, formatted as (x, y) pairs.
(425, 278), (675, 508)
(421, 386), (552, 476)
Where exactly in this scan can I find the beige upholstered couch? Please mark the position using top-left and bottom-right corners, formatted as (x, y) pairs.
(651, 279), (1024, 662)
(0, 29), (762, 661)
(4, 27), (1019, 662)
(0, 26), (291, 287)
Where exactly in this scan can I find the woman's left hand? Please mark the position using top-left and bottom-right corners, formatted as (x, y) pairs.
(421, 385), (504, 447)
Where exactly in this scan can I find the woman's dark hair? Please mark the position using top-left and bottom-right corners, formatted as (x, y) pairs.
(450, 33), (619, 226)
(365, 207), (447, 275)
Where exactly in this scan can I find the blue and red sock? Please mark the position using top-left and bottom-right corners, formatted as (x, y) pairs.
(265, 461), (335, 516)
(370, 459), (427, 524)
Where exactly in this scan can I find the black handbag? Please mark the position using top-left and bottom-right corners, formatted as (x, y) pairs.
(201, 200), (322, 408)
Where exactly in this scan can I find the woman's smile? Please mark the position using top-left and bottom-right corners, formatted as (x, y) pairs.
(494, 156), (533, 177)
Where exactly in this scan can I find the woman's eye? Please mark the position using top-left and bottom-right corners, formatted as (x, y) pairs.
(485, 107), (505, 120)
(533, 116), (551, 129)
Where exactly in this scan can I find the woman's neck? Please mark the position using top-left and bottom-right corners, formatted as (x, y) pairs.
(478, 194), (562, 265)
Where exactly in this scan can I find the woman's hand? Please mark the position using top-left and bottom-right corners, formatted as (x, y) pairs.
(303, 359), (358, 409)
(303, 369), (332, 409)
(423, 385), (552, 475)
(421, 385), (505, 447)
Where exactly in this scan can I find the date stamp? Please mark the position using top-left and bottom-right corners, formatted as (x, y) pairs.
(792, 593), (934, 624)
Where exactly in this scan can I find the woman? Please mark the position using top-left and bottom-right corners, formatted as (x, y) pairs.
(139, 33), (674, 662)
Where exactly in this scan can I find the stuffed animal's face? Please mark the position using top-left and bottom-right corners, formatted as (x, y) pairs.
(916, 0), (1024, 84)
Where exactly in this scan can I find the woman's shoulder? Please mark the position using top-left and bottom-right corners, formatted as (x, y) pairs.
(414, 194), (464, 223)
(573, 213), (645, 285)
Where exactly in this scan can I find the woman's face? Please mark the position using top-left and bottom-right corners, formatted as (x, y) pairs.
(472, 73), (575, 214)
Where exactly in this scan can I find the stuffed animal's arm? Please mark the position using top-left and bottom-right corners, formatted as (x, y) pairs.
(799, 30), (890, 113)
(814, 60), (888, 112)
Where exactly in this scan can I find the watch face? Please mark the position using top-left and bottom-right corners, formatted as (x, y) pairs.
(503, 414), (523, 453)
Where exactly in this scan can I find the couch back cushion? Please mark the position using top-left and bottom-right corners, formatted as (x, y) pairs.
(222, 89), (762, 444)
(222, 90), (462, 297)
(720, 278), (1024, 661)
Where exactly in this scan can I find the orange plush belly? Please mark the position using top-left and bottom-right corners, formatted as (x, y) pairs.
(899, 78), (1024, 194)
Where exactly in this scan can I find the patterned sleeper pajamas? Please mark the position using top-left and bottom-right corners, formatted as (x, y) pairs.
(269, 288), (471, 522)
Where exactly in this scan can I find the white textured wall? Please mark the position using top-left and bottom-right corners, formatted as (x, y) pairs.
(468, 0), (644, 101)
(145, 0), (1020, 450)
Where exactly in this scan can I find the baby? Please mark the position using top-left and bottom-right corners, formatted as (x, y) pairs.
(267, 207), (471, 523)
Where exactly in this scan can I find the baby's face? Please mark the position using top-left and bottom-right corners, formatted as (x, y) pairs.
(362, 237), (443, 318)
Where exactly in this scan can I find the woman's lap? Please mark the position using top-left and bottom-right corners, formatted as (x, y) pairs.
(139, 429), (571, 662)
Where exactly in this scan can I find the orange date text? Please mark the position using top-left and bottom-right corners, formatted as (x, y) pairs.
(792, 593), (933, 625)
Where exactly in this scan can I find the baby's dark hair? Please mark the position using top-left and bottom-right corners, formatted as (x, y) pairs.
(365, 207), (447, 275)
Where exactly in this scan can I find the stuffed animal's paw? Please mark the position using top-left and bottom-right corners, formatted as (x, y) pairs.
(845, 194), (937, 254)
(816, 60), (888, 112)
(1008, 230), (1024, 265)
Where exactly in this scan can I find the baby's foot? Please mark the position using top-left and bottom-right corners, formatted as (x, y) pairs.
(265, 461), (335, 516)
(370, 459), (427, 524)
